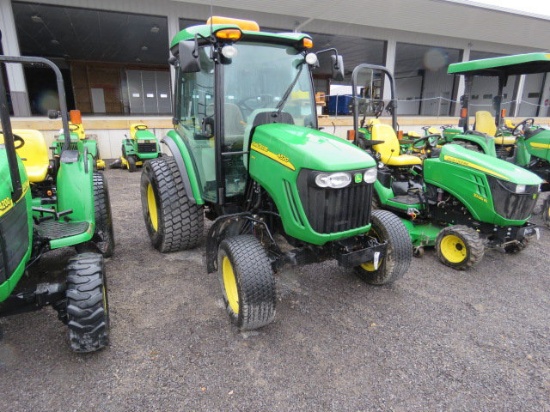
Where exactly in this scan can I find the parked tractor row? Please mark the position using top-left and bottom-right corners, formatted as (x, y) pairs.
(1, 18), (547, 351)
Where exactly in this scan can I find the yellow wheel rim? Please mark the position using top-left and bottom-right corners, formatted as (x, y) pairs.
(147, 183), (158, 232)
(440, 234), (467, 263)
(222, 256), (239, 314)
(360, 261), (376, 272)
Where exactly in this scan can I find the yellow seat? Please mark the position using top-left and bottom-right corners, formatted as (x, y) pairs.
(130, 123), (149, 139)
(371, 123), (422, 166)
(475, 110), (516, 145)
(0, 129), (50, 182)
(474, 111), (497, 136)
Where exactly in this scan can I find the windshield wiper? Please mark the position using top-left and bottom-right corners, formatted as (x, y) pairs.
(276, 61), (305, 115)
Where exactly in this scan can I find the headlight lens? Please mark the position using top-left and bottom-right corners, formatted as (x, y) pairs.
(315, 172), (352, 188)
(515, 184), (526, 194)
(499, 180), (536, 194)
(363, 167), (377, 183)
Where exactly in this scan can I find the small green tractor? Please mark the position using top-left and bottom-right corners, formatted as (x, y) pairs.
(350, 63), (542, 269)
(49, 109), (106, 171)
(437, 54), (550, 184)
(110, 123), (161, 172)
(442, 52), (550, 222)
(0, 53), (113, 352)
(140, 17), (412, 330)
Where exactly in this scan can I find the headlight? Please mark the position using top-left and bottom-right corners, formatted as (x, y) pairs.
(500, 180), (536, 194)
(221, 45), (238, 59)
(515, 184), (526, 194)
(363, 167), (377, 184)
(315, 172), (352, 188)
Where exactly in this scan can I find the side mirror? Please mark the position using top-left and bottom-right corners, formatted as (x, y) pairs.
(331, 55), (345, 81)
(178, 40), (201, 73)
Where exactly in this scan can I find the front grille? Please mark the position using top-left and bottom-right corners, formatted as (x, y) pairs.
(297, 169), (372, 234)
(487, 176), (539, 221)
(137, 142), (157, 153)
(0, 198), (30, 283)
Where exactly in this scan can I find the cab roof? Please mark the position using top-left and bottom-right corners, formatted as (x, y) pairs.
(170, 22), (312, 51)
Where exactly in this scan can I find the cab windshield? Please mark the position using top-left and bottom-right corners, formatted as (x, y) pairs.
(175, 41), (316, 202)
(223, 42), (316, 133)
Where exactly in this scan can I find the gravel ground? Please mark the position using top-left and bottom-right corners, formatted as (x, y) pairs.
(1, 166), (549, 412)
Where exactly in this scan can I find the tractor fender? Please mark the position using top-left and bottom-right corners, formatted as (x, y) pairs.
(205, 212), (256, 273)
(161, 133), (204, 205)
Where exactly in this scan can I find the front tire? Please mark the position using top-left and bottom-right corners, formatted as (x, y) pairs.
(218, 235), (276, 330)
(128, 155), (137, 173)
(435, 225), (484, 270)
(355, 210), (412, 285)
(66, 253), (109, 352)
(140, 157), (204, 252)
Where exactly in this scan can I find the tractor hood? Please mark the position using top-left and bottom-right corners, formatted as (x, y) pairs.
(437, 144), (543, 185)
(250, 123), (376, 172)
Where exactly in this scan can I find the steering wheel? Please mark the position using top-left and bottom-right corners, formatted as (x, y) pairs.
(412, 134), (439, 151)
(238, 94), (276, 116)
(13, 134), (25, 149)
(373, 100), (385, 118)
(512, 118), (535, 137)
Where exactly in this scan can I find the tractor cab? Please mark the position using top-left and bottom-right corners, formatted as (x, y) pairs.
(170, 16), (343, 206)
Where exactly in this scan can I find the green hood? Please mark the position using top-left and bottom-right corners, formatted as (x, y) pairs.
(251, 123), (376, 172)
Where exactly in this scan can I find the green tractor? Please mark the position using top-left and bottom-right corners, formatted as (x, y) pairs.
(49, 109), (106, 171)
(0, 53), (113, 352)
(441, 52), (550, 223)
(439, 53), (550, 189)
(110, 123), (161, 172)
(140, 16), (412, 330)
(350, 63), (542, 269)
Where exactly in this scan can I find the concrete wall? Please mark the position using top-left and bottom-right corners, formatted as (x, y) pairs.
(10, 115), (550, 160)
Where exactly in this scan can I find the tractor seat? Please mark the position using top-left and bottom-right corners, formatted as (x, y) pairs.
(474, 111), (497, 136)
(474, 111), (515, 145)
(0, 129), (50, 182)
(371, 123), (422, 166)
(130, 123), (151, 140)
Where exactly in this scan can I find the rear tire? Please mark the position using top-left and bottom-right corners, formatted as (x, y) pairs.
(75, 172), (115, 258)
(66, 253), (109, 352)
(218, 235), (276, 330)
(140, 157), (204, 252)
(435, 225), (484, 270)
(355, 210), (412, 285)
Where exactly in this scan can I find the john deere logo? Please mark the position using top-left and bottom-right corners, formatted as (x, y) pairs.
(354, 173), (363, 184)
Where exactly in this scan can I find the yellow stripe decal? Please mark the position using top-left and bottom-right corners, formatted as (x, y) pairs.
(443, 155), (507, 180)
(529, 142), (550, 149)
(0, 196), (14, 217)
(0, 182), (29, 217)
(251, 142), (295, 171)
